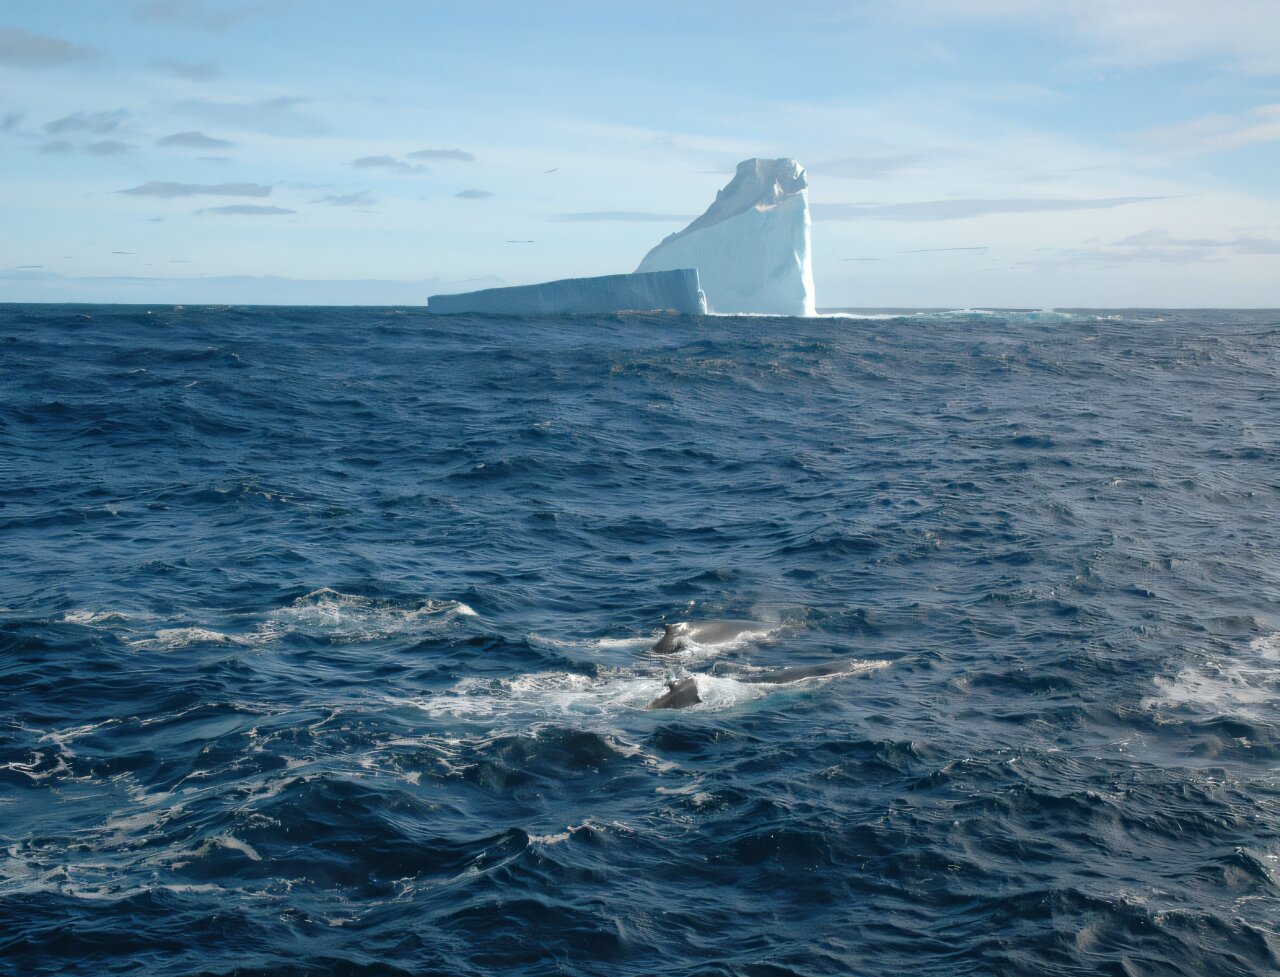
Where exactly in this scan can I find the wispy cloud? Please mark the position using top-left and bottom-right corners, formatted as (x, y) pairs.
(885, 0), (1280, 74)
(1132, 103), (1280, 155)
(454, 189), (492, 199)
(85, 140), (135, 156)
(1, 111), (21, 131)
(39, 139), (74, 155)
(407, 148), (475, 162)
(815, 155), (920, 180)
(196, 204), (294, 215)
(0, 27), (98, 68)
(550, 211), (693, 222)
(812, 196), (1169, 221)
(157, 130), (234, 148)
(898, 246), (989, 253)
(312, 191), (375, 207)
(45, 110), (129, 134)
(149, 58), (220, 81)
(133, 1), (278, 31)
(117, 180), (272, 198)
(1117, 228), (1280, 255)
(1019, 227), (1280, 268)
(351, 155), (424, 173)
(173, 96), (323, 137)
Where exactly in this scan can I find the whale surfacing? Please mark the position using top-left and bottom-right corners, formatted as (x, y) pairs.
(652, 619), (773, 655)
(746, 662), (850, 685)
(645, 677), (701, 710)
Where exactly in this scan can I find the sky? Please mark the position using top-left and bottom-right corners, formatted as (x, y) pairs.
(2, 0), (1279, 308)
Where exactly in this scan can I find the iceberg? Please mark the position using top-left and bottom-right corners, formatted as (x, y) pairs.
(636, 158), (815, 316)
(428, 268), (706, 315)
(428, 157), (815, 316)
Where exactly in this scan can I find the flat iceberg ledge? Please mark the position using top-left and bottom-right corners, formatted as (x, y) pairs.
(428, 268), (706, 315)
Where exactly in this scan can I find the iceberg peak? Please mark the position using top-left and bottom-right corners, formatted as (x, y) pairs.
(636, 158), (815, 316)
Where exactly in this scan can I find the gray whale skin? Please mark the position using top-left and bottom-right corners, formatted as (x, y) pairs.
(645, 677), (701, 710)
(652, 619), (771, 655)
(643, 663), (855, 710)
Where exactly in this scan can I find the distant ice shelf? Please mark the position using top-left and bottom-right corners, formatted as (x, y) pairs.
(427, 268), (706, 315)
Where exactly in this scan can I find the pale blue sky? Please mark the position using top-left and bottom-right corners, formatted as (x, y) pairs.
(2, 1), (1278, 307)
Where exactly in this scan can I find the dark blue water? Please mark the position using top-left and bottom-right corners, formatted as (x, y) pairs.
(2, 304), (1278, 976)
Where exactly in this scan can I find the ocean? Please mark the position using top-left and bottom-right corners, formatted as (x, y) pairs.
(2, 304), (1278, 976)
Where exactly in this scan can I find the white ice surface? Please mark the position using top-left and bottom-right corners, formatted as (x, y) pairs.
(637, 158), (816, 316)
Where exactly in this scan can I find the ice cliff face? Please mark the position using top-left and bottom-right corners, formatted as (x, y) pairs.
(428, 268), (705, 315)
(636, 158), (816, 316)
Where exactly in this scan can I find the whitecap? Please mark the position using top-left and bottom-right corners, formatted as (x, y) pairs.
(129, 628), (245, 651)
(252, 587), (474, 644)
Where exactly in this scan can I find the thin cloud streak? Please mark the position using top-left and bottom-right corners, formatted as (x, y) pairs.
(117, 181), (272, 198)
(196, 204), (295, 215)
(85, 140), (135, 156)
(407, 148), (475, 162)
(149, 58), (220, 81)
(45, 110), (129, 134)
(133, 1), (279, 32)
(157, 130), (234, 148)
(313, 192), (375, 207)
(173, 97), (323, 137)
(813, 196), (1170, 221)
(550, 211), (694, 222)
(0, 27), (98, 68)
(351, 155), (424, 173)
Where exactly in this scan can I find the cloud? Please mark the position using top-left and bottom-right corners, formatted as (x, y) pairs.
(196, 204), (294, 215)
(117, 180), (272, 198)
(1117, 228), (1280, 255)
(39, 140), (74, 154)
(351, 155), (423, 173)
(0, 28), (98, 68)
(313, 191), (375, 207)
(1132, 103), (1280, 155)
(149, 58), (219, 81)
(157, 130), (234, 148)
(812, 196), (1169, 221)
(45, 110), (129, 134)
(887, 0), (1280, 74)
(132, 1), (277, 31)
(11, 265), (43, 270)
(454, 189), (492, 199)
(898, 246), (989, 253)
(815, 155), (920, 180)
(549, 211), (702, 222)
(1018, 227), (1280, 269)
(86, 140), (135, 156)
(407, 148), (475, 162)
(172, 96), (323, 137)
(1, 112), (21, 131)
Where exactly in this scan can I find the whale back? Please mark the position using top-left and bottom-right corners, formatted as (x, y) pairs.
(645, 677), (701, 710)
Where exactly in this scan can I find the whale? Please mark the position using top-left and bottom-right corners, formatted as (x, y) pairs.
(744, 662), (849, 685)
(645, 677), (701, 710)
(651, 619), (773, 655)
(643, 662), (857, 710)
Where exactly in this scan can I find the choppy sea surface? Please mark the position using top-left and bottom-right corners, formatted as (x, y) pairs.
(2, 304), (1279, 976)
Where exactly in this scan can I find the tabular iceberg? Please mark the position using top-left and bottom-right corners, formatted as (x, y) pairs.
(636, 158), (816, 316)
(428, 268), (706, 315)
